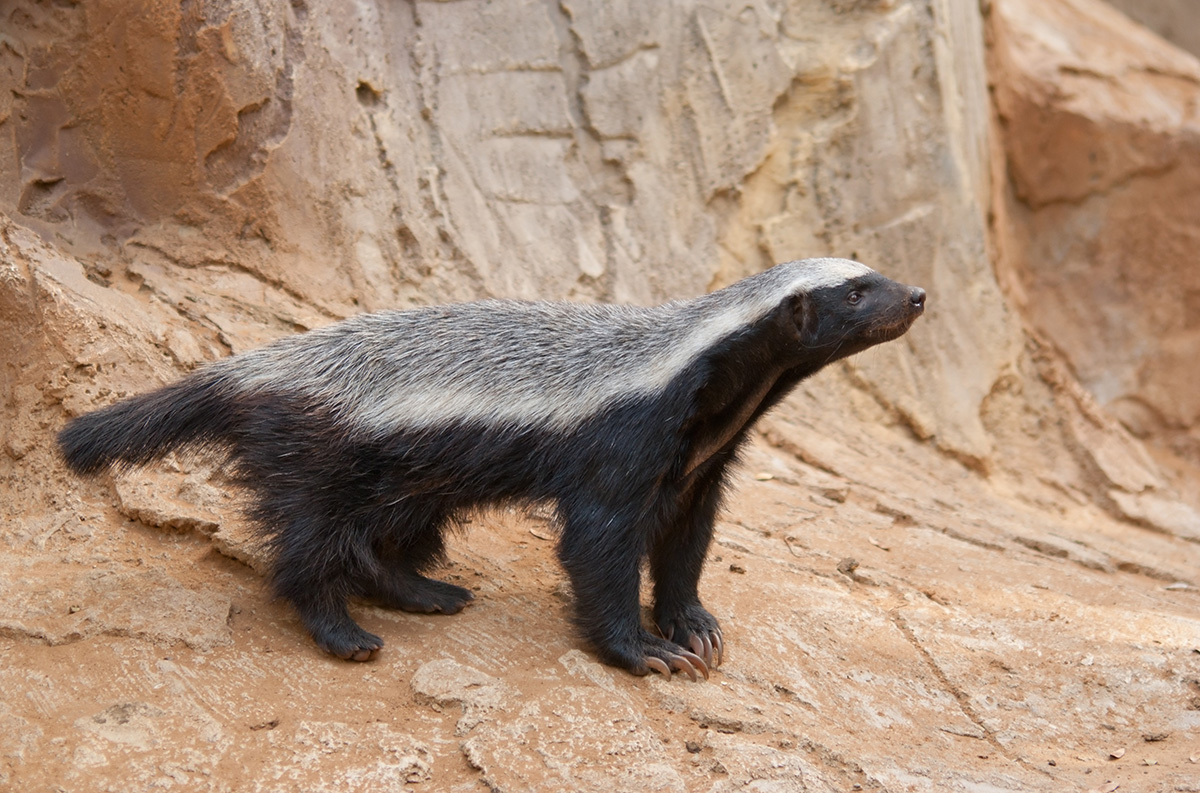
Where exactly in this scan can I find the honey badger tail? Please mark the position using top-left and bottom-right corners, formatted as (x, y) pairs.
(57, 371), (237, 476)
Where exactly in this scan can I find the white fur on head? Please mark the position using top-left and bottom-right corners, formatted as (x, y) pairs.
(741, 257), (875, 303)
(778, 257), (874, 289)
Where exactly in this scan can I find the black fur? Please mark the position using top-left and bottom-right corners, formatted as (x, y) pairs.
(56, 372), (235, 475)
(57, 261), (925, 676)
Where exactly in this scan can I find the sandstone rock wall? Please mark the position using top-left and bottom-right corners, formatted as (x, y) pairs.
(0, 0), (1017, 467)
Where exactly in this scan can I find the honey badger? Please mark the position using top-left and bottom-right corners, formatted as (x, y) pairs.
(58, 257), (926, 680)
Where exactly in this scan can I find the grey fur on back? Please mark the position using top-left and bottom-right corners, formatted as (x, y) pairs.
(219, 257), (874, 435)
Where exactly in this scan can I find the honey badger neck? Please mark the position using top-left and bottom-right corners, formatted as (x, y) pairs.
(681, 268), (925, 478)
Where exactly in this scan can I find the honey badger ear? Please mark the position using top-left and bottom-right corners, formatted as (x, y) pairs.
(790, 292), (818, 341)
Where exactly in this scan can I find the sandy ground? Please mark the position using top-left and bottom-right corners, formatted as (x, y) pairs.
(4, 387), (1200, 792)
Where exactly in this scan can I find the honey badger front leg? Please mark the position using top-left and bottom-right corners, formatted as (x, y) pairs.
(557, 498), (710, 680)
(649, 461), (728, 672)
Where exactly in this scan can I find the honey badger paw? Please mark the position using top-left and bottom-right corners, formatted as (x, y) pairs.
(612, 630), (710, 681)
(655, 603), (724, 670)
(368, 574), (475, 614)
(313, 620), (384, 662)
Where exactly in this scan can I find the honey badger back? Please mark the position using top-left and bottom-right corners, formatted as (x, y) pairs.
(58, 258), (926, 679)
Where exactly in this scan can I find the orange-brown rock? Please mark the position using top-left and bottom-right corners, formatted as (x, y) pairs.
(2, 1), (1200, 790)
(1105, 0), (1200, 59)
(989, 0), (1200, 463)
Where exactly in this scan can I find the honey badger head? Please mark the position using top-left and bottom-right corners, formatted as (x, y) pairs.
(681, 259), (926, 479)
(708, 257), (926, 372)
(787, 265), (926, 363)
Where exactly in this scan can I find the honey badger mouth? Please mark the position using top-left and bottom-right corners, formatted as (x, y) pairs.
(861, 286), (926, 343)
(867, 308), (923, 342)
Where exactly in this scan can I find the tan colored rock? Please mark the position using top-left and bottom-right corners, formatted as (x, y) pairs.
(1105, 0), (1200, 60)
(988, 0), (1200, 462)
(411, 658), (515, 736)
(0, 563), (234, 651)
(0, 0), (1017, 466)
(1, 0), (1200, 791)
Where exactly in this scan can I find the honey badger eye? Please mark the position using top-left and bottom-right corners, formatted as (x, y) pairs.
(847, 291), (862, 305)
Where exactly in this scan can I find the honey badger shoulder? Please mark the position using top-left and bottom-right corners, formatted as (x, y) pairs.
(57, 258), (926, 678)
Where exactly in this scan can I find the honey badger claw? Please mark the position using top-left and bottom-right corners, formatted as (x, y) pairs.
(656, 604), (724, 670)
(645, 657), (671, 676)
(676, 650), (709, 681)
(319, 626), (384, 662)
(688, 634), (709, 667)
(643, 650), (709, 681)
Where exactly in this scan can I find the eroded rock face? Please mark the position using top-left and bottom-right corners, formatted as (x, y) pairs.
(3, 1), (1200, 792)
(988, 0), (1200, 462)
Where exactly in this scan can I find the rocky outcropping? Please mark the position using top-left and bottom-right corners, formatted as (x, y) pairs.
(2, 1), (1199, 791)
(990, 0), (1200, 467)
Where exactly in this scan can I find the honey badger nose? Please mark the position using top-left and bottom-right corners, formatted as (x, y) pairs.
(909, 287), (926, 309)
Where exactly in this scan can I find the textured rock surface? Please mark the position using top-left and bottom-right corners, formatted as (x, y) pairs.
(989, 0), (1200, 465)
(1105, 0), (1200, 59)
(2, 0), (1200, 791)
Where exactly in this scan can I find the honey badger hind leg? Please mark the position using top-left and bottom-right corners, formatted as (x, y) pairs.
(233, 400), (390, 660)
(557, 500), (710, 681)
(288, 589), (384, 662)
(269, 516), (386, 662)
(254, 487), (399, 661)
(649, 463), (729, 670)
(358, 507), (475, 614)
(365, 573), (475, 614)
